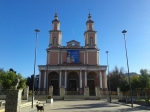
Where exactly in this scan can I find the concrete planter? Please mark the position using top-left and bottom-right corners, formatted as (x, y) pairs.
(46, 99), (53, 103)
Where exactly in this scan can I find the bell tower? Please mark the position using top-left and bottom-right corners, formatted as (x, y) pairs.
(49, 13), (62, 48)
(84, 13), (97, 48)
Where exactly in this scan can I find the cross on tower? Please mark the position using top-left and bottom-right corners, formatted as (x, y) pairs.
(88, 9), (91, 13)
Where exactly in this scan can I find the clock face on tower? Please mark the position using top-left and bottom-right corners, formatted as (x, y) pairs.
(72, 42), (75, 46)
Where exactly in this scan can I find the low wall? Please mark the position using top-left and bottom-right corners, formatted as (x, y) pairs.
(0, 94), (120, 101)
(0, 95), (6, 100)
(34, 95), (63, 100)
(101, 95), (118, 99)
(85, 96), (100, 100)
(0, 95), (29, 100)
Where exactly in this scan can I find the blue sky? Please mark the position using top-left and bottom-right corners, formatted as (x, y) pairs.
(0, 0), (150, 78)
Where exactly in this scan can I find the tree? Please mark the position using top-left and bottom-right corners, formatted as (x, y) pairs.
(130, 75), (141, 90)
(0, 69), (26, 89)
(9, 68), (16, 74)
(119, 78), (129, 93)
(107, 66), (126, 91)
(26, 75), (33, 90)
(139, 69), (150, 89)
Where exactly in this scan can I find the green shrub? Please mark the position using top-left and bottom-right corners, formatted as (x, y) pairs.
(47, 96), (51, 99)
(29, 90), (32, 96)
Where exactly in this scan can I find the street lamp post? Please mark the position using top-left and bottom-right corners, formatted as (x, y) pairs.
(106, 51), (111, 103)
(32, 29), (40, 108)
(122, 30), (133, 108)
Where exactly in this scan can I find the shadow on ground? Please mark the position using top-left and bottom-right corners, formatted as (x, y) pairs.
(49, 101), (150, 112)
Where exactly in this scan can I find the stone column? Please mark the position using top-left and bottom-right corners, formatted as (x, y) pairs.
(38, 70), (41, 89)
(85, 70), (87, 86)
(44, 70), (46, 88)
(60, 51), (62, 64)
(84, 87), (89, 99)
(5, 90), (22, 112)
(95, 86), (100, 98)
(99, 71), (102, 89)
(49, 86), (53, 97)
(60, 86), (65, 99)
(64, 70), (67, 89)
(80, 70), (82, 89)
(84, 51), (85, 64)
(104, 71), (107, 89)
(58, 51), (60, 64)
(59, 70), (62, 88)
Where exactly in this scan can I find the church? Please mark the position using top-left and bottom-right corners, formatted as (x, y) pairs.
(38, 13), (108, 95)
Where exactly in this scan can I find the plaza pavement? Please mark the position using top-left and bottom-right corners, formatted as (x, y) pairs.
(20, 100), (150, 112)
(0, 100), (38, 112)
(0, 99), (150, 112)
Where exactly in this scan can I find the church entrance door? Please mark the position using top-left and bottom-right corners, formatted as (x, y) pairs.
(51, 80), (59, 95)
(67, 72), (79, 91)
(87, 74), (95, 96)
(87, 80), (95, 95)
(49, 72), (59, 95)
(69, 80), (76, 91)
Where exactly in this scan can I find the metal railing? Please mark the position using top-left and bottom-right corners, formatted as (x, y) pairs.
(100, 91), (117, 95)
(100, 91), (109, 95)
(35, 88), (47, 95)
(118, 90), (150, 106)
(65, 91), (84, 95)
(35, 88), (59, 96)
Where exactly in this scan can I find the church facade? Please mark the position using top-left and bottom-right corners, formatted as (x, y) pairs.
(38, 13), (108, 95)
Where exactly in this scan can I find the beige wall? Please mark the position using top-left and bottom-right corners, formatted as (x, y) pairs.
(54, 23), (57, 30)
(101, 71), (106, 89)
(89, 23), (93, 30)
(48, 50), (98, 65)
(80, 52), (84, 64)
(50, 52), (58, 65)
(88, 52), (97, 65)
(62, 52), (66, 63)
(84, 32), (96, 47)
(41, 69), (106, 90)
(67, 43), (79, 48)
(50, 33), (59, 45)
(88, 33), (95, 44)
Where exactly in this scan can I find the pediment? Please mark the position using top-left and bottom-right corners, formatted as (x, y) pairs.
(67, 40), (80, 48)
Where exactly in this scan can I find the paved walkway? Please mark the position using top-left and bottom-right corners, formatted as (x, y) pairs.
(21, 100), (150, 112)
(0, 100), (37, 112)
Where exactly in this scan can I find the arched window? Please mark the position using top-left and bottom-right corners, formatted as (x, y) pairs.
(53, 37), (56, 45)
(90, 37), (93, 45)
